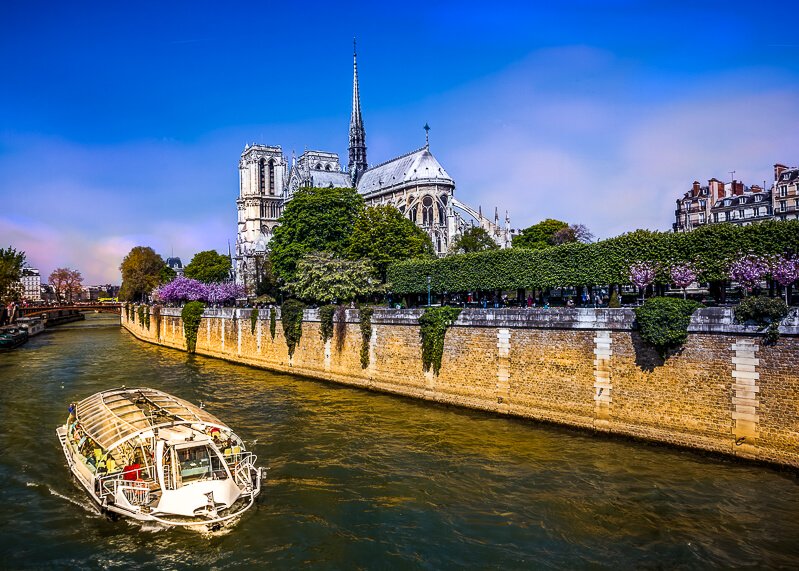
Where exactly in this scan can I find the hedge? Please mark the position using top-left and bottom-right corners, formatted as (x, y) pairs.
(386, 220), (799, 294)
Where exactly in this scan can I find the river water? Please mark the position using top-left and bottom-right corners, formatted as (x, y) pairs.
(1, 314), (798, 569)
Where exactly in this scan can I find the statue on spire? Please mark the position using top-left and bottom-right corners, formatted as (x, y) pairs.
(348, 38), (368, 185)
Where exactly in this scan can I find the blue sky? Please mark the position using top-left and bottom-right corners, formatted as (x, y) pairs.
(2, 1), (798, 283)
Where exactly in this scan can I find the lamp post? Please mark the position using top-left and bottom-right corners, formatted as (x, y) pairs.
(427, 275), (432, 307)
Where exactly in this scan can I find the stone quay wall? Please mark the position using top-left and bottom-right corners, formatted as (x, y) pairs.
(122, 306), (799, 468)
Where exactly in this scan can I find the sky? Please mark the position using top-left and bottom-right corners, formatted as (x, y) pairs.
(1, 1), (798, 284)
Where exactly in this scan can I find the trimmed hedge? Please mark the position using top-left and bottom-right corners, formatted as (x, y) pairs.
(181, 301), (205, 353)
(634, 297), (703, 357)
(735, 296), (789, 344)
(386, 220), (799, 294)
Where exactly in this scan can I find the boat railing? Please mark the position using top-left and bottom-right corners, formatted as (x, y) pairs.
(97, 465), (156, 505)
(232, 452), (257, 492)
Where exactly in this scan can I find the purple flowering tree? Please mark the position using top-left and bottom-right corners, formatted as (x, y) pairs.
(728, 255), (769, 295)
(670, 263), (697, 299)
(153, 276), (208, 304)
(205, 282), (245, 305)
(628, 262), (657, 302)
(770, 255), (799, 304)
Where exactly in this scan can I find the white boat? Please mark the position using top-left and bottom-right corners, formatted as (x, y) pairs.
(16, 317), (45, 337)
(56, 387), (263, 529)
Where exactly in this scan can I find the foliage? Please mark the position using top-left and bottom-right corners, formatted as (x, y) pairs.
(181, 301), (205, 353)
(634, 297), (703, 357)
(359, 306), (374, 369)
(770, 255), (799, 304)
(137, 305), (145, 327)
(418, 307), (462, 375)
(255, 254), (279, 299)
(144, 305), (151, 329)
(552, 224), (594, 245)
(184, 250), (231, 283)
(319, 304), (336, 343)
(269, 307), (276, 341)
(119, 246), (169, 302)
(629, 262), (657, 291)
(250, 308), (258, 335)
(270, 187), (365, 283)
(334, 305), (347, 352)
(159, 265), (177, 284)
(512, 219), (568, 249)
(155, 276), (243, 305)
(729, 255), (769, 293)
(347, 205), (434, 280)
(281, 300), (305, 358)
(386, 220), (799, 296)
(735, 296), (789, 344)
(285, 252), (384, 303)
(608, 290), (621, 308)
(125, 302), (132, 321)
(449, 227), (499, 254)
(49, 267), (83, 303)
(0, 247), (26, 303)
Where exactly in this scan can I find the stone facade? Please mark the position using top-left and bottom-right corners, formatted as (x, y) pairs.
(122, 306), (799, 468)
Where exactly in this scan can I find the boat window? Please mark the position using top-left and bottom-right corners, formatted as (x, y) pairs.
(177, 445), (226, 483)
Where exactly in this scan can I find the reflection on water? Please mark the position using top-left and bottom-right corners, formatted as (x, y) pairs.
(1, 313), (798, 568)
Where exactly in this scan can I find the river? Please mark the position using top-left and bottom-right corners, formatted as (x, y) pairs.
(1, 313), (798, 569)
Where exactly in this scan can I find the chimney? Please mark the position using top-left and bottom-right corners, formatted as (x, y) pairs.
(692, 181), (701, 196)
(774, 163), (788, 181)
(708, 178), (723, 202)
(731, 180), (744, 196)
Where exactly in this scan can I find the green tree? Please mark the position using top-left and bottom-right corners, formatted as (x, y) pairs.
(0, 247), (26, 303)
(347, 205), (434, 280)
(450, 227), (499, 254)
(184, 250), (231, 283)
(270, 187), (364, 283)
(159, 265), (177, 284)
(119, 246), (169, 302)
(285, 252), (384, 303)
(513, 218), (569, 249)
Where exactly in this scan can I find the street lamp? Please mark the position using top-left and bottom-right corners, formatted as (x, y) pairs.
(427, 275), (432, 307)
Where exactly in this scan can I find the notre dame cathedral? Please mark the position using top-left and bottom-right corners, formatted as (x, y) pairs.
(235, 43), (515, 290)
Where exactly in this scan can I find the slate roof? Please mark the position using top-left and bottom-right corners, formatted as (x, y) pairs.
(357, 147), (453, 196)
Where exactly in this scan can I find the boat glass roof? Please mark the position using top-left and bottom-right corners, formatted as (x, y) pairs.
(76, 387), (226, 451)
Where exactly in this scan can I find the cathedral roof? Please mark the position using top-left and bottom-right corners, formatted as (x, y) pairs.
(310, 169), (351, 188)
(356, 146), (453, 196)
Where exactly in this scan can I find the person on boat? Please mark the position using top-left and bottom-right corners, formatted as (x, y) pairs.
(105, 454), (117, 474)
(67, 403), (76, 423)
(96, 454), (107, 475)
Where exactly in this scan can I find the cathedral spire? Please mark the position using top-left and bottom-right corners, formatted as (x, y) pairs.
(348, 38), (367, 185)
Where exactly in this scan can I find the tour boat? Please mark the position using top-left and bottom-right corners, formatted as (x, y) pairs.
(16, 317), (45, 337)
(0, 326), (28, 350)
(56, 387), (263, 529)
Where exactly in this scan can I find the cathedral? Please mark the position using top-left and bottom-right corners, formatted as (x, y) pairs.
(235, 43), (515, 289)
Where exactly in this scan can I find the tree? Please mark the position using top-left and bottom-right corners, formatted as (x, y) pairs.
(184, 250), (231, 283)
(119, 246), (169, 302)
(552, 223), (594, 245)
(49, 267), (83, 303)
(0, 247), (26, 303)
(628, 262), (658, 301)
(270, 187), (365, 283)
(285, 252), (384, 303)
(347, 205), (434, 280)
(449, 227), (499, 254)
(512, 219), (569, 249)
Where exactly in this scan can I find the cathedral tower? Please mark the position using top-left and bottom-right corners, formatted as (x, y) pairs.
(348, 39), (367, 185)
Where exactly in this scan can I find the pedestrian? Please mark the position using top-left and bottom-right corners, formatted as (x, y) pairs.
(526, 295), (533, 308)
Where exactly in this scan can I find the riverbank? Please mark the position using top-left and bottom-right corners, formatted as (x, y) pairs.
(122, 306), (799, 468)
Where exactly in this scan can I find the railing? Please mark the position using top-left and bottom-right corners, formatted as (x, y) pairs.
(231, 452), (257, 492)
(97, 464), (156, 503)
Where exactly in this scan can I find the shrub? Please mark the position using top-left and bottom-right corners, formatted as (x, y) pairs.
(359, 306), (374, 368)
(319, 304), (336, 343)
(250, 308), (259, 335)
(634, 297), (703, 357)
(419, 307), (462, 375)
(181, 301), (205, 353)
(608, 290), (621, 308)
(137, 305), (145, 326)
(270, 308), (276, 341)
(153, 305), (161, 339)
(735, 296), (789, 344)
(281, 300), (305, 358)
(143, 305), (150, 329)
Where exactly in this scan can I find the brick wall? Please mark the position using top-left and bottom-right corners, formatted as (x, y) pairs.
(122, 306), (799, 468)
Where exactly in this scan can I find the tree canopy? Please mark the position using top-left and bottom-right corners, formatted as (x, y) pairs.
(512, 218), (569, 249)
(347, 205), (434, 279)
(285, 251), (384, 303)
(270, 187), (365, 283)
(0, 247), (26, 303)
(184, 250), (231, 283)
(119, 246), (169, 302)
(450, 227), (499, 254)
(49, 267), (83, 303)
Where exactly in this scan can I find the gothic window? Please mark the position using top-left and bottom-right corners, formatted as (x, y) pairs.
(258, 158), (266, 194)
(325, 164), (332, 171)
(315, 163), (323, 170)
(260, 202), (266, 218)
(268, 159), (276, 195)
(437, 202), (446, 224)
(409, 203), (418, 224)
(422, 196), (434, 226)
